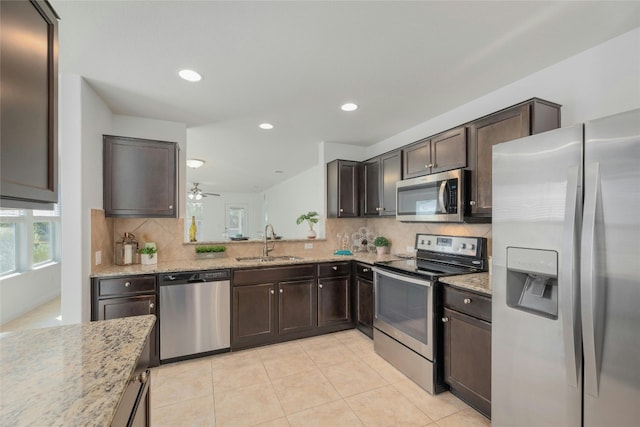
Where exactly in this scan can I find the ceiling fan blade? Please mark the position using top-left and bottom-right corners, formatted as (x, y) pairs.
(203, 192), (220, 196)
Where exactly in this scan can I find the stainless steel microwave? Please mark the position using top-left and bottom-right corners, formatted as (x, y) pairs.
(396, 169), (466, 222)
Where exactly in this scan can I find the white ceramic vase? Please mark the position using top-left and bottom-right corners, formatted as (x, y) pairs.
(140, 254), (157, 265)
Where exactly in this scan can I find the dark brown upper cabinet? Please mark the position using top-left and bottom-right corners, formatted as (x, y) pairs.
(103, 135), (178, 217)
(1, 0), (59, 209)
(467, 98), (560, 220)
(402, 127), (467, 179)
(363, 150), (401, 217)
(327, 159), (360, 218)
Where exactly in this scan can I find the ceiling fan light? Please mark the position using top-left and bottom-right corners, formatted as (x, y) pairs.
(186, 159), (205, 168)
(195, 193), (203, 200)
(188, 193), (194, 199)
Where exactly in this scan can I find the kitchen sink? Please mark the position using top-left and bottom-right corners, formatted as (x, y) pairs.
(236, 255), (304, 263)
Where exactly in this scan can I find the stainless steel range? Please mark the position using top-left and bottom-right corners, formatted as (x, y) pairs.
(373, 233), (487, 394)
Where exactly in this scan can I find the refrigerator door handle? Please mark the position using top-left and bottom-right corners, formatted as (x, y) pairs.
(561, 165), (582, 388)
(581, 161), (604, 398)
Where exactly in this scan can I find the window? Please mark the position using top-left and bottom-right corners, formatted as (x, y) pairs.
(0, 223), (17, 275)
(0, 205), (60, 277)
(226, 205), (247, 237)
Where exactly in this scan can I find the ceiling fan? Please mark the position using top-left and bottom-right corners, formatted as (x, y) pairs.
(188, 182), (220, 200)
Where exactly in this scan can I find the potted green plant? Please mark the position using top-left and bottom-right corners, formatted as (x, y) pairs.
(195, 245), (227, 259)
(373, 236), (390, 255)
(138, 246), (158, 265)
(296, 211), (319, 239)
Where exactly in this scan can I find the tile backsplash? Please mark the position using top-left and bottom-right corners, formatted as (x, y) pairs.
(91, 209), (491, 273)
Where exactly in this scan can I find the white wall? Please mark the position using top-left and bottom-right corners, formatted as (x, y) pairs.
(0, 265), (62, 325)
(264, 165), (324, 239)
(60, 75), (113, 324)
(366, 28), (640, 158)
(186, 192), (263, 241)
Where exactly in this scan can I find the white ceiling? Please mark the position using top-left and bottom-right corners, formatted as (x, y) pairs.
(51, 1), (640, 193)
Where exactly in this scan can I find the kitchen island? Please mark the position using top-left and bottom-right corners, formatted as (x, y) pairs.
(0, 315), (155, 426)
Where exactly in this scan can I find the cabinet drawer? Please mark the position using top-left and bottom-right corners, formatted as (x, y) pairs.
(98, 276), (157, 297)
(443, 285), (491, 322)
(233, 265), (315, 285)
(354, 263), (374, 281)
(318, 262), (351, 277)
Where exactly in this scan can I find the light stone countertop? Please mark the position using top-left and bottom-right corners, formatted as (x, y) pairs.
(91, 252), (402, 278)
(439, 272), (492, 295)
(0, 315), (156, 427)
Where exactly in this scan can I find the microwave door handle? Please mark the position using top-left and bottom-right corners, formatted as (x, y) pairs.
(438, 180), (448, 213)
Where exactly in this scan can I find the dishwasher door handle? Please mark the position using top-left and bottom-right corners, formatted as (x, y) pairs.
(187, 278), (207, 283)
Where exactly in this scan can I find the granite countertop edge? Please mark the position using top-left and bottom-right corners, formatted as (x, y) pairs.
(0, 315), (156, 427)
(92, 252), (402, 278)
(439, 272), (492, 296)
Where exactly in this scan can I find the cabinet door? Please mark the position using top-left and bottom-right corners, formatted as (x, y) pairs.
(318, 277), (350, 327)
(278, 279), (317, 335)
(97, 295), (158, 367)
(232, 283), (276, 347)
(402, 138), (431, 179)
(380, 150), (402, 216)
(356, 277), (374, 338)
(363, 158), (381, 216)
(431, 127), (467, 174)
(0, 0), (59, 208)
(443, 307), (491, 418)
(103, 135), (177, 218)
(468, 105), (530, 217)
(327, 160), (360, 218)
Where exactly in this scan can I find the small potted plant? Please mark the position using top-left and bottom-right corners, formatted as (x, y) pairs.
(296, 211), (319, 239)
(195, 245), (227, 259)
(138, 246), (158, 265)
(373, 236), (390, 255)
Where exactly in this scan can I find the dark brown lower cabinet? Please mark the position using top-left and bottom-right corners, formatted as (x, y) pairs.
(353, 263), (374, 338)
(278, 279), (316, 335)
(317, 276), (350, 327)
(232, 283), (277, 347)
(232, 265), (317, 350)
(112, 335), (151, 427)
(91, 275), (159, 367)
(442, 287), (492, 419)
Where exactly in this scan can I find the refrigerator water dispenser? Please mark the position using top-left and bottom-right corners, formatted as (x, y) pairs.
(506, 247), (558, 319)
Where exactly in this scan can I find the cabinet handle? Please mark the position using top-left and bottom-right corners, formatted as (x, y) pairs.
(464, 298), (472, 304)
(279, 289), (283, 293)
(169, 205), (173, 209)
(319, 284), (323, 289)
(332, 266), (338, 270)
(470, 201), (477, 206)
(135, 370), (149, 384)
(124, 282), (131, 287)
(362, 268), (369, 273)
(442, 317), (449, 323)
(427, 163), (434, 168)
(339, 208), (344, 213)
(270, 289), (275, 294)
(149, 302), (154, 309)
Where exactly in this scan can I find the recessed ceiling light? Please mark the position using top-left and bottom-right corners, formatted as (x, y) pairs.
(186, 159), (205, 168)
(259, 123), (274, 130)
(178, 69), (202, 82)
(341, 102), (358, 112)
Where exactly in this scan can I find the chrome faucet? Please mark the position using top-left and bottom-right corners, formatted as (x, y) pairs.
(263, 223), (276, 256)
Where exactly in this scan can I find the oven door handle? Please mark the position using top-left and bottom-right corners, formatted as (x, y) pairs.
(372, 267), (432, 287)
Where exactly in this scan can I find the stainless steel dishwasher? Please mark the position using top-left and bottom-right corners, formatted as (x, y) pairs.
(159, 269), (230, 362)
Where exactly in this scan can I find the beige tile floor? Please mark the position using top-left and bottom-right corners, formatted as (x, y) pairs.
(0, 296), (62, 335)
(2, 298), (491, 426)
(151, 330), (491, 427)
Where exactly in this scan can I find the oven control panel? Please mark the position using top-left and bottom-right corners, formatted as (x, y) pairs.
(415, 234), (481, 257)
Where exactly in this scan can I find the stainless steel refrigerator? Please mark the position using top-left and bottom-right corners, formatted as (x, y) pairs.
(492, 108), (640, 426)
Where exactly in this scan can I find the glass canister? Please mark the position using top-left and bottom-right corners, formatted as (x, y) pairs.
(115, 232), (139, 265)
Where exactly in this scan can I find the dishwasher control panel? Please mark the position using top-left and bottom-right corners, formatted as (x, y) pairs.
(160, 269), (231, 283)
